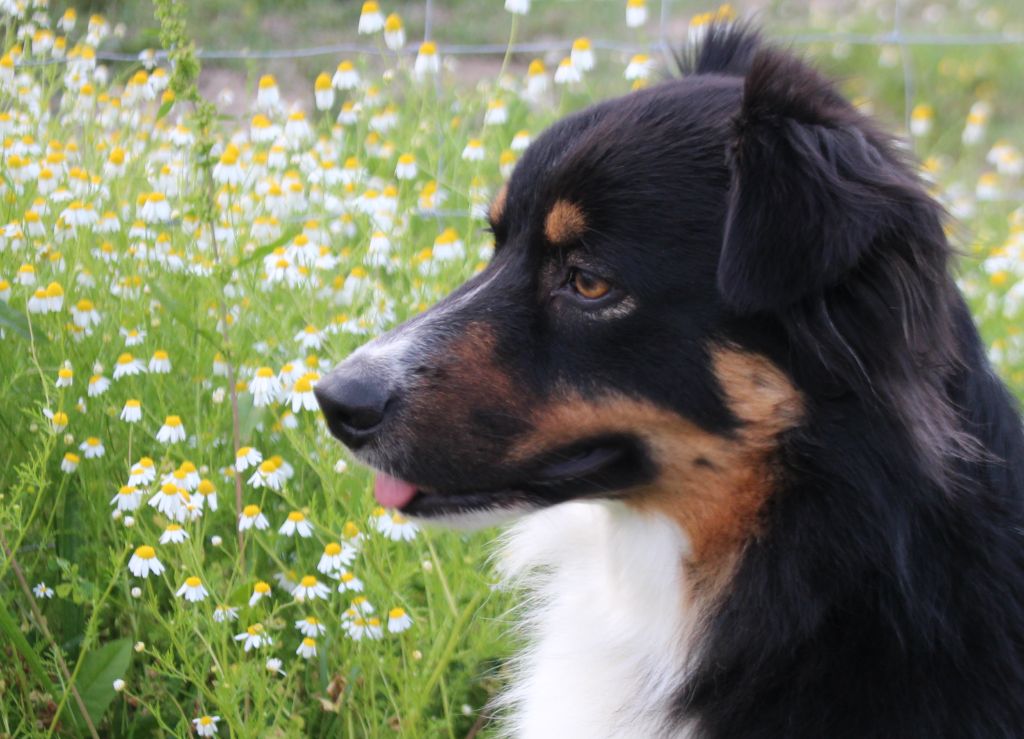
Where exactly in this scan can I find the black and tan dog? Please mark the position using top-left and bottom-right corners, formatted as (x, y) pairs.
(316, 25), (1024, 738)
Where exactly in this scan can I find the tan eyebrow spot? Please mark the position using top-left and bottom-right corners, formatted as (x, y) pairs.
(544, 199), (586, 245)
(489, 183), (508, 225)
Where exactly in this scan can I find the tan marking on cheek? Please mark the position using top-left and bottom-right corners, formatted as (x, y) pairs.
(511, 348), (803, 593)
(489, 183), (508, 226)
(544, 199), (586, 245)
(710, 347), (804, 437)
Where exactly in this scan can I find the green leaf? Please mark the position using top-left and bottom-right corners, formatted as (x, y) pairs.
(0, 596), (57, 695)
(148, 283), (222, 350)
(0, 300), (40, 342)
(69, 638), (132, 729)
(155, 98), (174, 120)
(237, 390), (263, 443)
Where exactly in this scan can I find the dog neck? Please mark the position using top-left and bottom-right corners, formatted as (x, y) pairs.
(494, 500), (705, 738)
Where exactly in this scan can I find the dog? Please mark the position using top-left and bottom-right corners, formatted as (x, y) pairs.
(315, 25), (1024, 738)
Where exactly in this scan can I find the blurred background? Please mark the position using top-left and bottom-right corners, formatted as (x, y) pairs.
(58, 0), (1024, 128)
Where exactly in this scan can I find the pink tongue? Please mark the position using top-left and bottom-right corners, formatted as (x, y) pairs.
(373, 472), (418, 509)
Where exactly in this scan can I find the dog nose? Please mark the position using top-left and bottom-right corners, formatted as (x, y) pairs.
(314, 365), (395, 446)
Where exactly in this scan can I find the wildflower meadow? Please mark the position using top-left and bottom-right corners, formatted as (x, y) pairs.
(1, 0), (1024, 735)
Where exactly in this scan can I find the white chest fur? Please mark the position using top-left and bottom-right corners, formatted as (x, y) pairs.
(494, 501), (701, 738)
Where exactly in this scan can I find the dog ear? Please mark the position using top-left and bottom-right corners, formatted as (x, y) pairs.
(718, 49), (919, 314)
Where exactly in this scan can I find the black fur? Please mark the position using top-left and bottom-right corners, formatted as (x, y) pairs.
(674, 28), (1024, 738)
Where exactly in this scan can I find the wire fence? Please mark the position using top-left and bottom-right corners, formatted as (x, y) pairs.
(15, 0), (1024, 208)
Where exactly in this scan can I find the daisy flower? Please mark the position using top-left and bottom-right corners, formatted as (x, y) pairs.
(250, 367), (282, 407)
(87, 374), (110, 397)
(159, 523), (188, 544)
(70, 299), (101, 328)
(462, 139), (484, 161)
(279, 511), (314, 538)
(248, 460), (278, 490)
(414, 41), (440, 79)
(239, 504), (270, 531)
(569, 38), (595, 72)
(293, 575), (330, 602)
(266, 657), (286, 675)
(384, 13), (405, 51)
(395, 154), (417, 180)
(366, 617), (384, 639)
(314, 73), (334, 110)
(128, 545), (165, 578)
(179, 462), (200, 490)
(197, 479), (218, 511)
(336, 571), (364, 592)
(33, 582), (54, 599)
(910, 104), (934, 137)
(140, 192), (171, 223)
(55, 366), (73, 388)
(963, 102), (990, 146)
(113, 353), (145, 379)
(45, 409), (69, 432)
(526, 60), (549, 99)
(128, 456), (157, 486)
(61, 452), (80, 473)
(625, 53), (654, 81)
(176, 576), (209, 603)
(343, 521), (364, 544)
(111, 485), (142, 512)
(256, 75), (280, 111)
(148, 350), (171, 373)
(212, 145), (243, 185)
(295, 325), (324, 350)
(234, 623), (272, 651)
(505, 0), (529, 14)
(387, 512), (418, 542)
(120, 399), (142, 423)
(484, 99), (508, 126)
(149, 483), (189, 519)
(296, 637), (318, 659)
(295, 616), (327, 637)
(249, 580), (272, 607)
(626, 0), (647, 27)
(79, 436), (105, 459)
(358, 1), (384, 34)
(120, 327), (147, 347)
(554, 58), (581, 85)
(156, 415), (186, 444)
(388, 607), (412, 633)
(235, 446), (263, 472)
(192, 716), (220, 737)
(290, 373), (320, 412)
(213, 604), (239, 623)
(284, 111), (312, 146)
(317, 542), (356, 573)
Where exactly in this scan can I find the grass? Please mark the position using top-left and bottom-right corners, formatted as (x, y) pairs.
(1, 0), (1024, 736)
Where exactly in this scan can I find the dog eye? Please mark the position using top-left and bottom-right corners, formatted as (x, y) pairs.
(570, 268), (612, 300)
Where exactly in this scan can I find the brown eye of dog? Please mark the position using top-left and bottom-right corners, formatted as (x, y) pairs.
(570, 269), (611, 300)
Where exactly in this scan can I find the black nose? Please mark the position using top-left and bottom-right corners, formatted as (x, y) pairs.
(315, 365), (395, 447)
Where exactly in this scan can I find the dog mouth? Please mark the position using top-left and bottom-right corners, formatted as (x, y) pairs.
(373, 435), (651, 518)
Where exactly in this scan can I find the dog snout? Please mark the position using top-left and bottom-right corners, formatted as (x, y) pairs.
(315, 360), (397, 447)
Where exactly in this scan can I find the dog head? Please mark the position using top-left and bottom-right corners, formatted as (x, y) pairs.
(316, 26), (953, 549)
